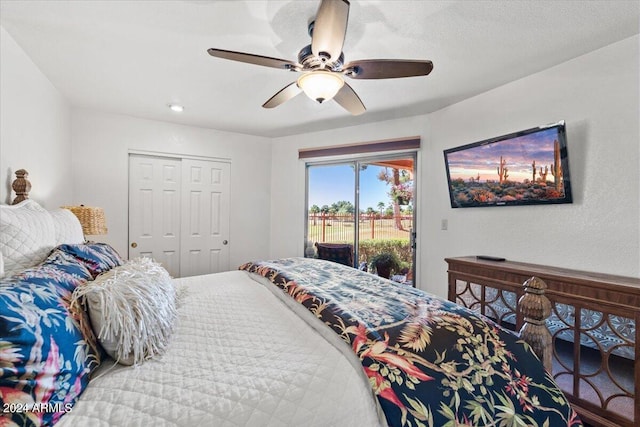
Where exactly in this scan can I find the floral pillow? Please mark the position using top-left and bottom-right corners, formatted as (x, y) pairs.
(57, 243), (125, 277)
(11, 249), (94, 293)
(0, 255), (101, 426)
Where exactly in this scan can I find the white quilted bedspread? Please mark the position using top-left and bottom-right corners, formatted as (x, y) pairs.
(58, 270), (383, 427)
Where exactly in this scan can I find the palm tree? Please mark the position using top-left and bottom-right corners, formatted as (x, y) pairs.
(377, 201), (385, 218)
(309, 204), (320, 225)
(378, 168), (412, 230)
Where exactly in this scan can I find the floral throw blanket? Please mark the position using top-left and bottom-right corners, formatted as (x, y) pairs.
(240, 258), (581, 427)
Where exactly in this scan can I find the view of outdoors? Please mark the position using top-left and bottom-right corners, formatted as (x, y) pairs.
(306, 157), (415, 284)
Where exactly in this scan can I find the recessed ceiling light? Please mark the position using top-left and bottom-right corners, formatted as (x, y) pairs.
(168, 104), (184, 112)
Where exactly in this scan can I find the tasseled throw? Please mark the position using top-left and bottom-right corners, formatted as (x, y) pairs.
(71, 257), (177, 366)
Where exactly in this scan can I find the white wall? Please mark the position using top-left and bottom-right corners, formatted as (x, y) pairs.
(0, 26), (72, 208)
(271, 35), (640, 297)
(71, 109), (272, 269)
(425, 36), (639, 293)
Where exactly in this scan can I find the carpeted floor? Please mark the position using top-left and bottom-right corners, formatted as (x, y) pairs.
(552, 339), (635, 423)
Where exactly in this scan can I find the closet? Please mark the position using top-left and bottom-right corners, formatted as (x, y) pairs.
(128, 154), (230, 277)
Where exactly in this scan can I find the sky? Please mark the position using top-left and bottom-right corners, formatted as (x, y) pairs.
(445, 127), (562, 183)
(308, 163), (400, 211)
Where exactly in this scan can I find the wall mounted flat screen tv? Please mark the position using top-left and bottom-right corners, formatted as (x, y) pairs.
(444, 121), (572, 208)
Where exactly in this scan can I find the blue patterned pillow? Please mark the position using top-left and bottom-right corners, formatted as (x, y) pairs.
(41, 249), (93, 281)
(57, 243), (124, 277)
(11, 249), (94, 293)
(0, 259), (101, 426)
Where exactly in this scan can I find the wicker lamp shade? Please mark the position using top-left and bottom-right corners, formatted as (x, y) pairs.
(63, 205), (108, 235)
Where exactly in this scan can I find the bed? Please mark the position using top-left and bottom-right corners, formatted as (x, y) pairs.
(1, 172), (582, 427)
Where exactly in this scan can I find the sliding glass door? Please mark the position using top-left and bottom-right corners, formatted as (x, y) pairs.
(306, 163), (355, 246)
(305, 153), (416, 286)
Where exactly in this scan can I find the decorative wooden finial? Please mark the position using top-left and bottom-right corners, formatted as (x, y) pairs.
(11, 169), (31, 205)
(518, 276), (553, 372)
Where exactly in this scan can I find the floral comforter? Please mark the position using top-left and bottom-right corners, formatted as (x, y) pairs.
(240, 258), (581, 427)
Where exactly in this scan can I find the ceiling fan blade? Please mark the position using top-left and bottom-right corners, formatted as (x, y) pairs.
(262, 82), (303, 109)
(208, 48), (300, 71)
(344, 59), (433, 79)
(333, 82), (365, 115)
(311, 0), (350, 62)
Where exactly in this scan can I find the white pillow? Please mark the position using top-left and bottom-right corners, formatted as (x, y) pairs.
(49, 208), (85, 245)
(0, 200), (56, 276)
(72, 257), (177, 366)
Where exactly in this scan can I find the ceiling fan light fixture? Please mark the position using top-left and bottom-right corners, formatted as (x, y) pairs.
(297, 70), (344, 103)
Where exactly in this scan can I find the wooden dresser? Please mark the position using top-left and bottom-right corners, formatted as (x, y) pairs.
(446, 256), (639, 427)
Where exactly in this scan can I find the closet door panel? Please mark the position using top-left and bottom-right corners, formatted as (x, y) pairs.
(129, 155), (182, 277)
(180, 159), (230, 277)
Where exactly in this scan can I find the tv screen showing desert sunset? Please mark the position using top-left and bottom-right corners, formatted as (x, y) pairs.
(444, 125), (571, 208)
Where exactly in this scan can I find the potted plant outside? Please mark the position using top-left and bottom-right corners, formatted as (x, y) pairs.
(370, 252), (400, 279)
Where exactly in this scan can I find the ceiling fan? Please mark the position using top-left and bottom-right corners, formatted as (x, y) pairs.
(207, 0), (433, 115)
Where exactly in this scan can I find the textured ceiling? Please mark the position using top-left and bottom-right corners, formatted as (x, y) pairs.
(1, 0), (638, 137)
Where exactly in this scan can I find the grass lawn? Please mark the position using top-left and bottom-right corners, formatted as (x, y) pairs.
(307, 218), (412, 243)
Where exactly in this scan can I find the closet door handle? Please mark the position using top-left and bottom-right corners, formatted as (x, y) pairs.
(131, 242), (138, 248)
(222, 240), (228, 245)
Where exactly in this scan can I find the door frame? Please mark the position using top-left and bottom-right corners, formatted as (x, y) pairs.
(304, 151), (418, 283)
(129, 149), (230, 164)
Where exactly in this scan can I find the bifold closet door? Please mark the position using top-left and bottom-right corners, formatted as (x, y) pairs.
(128, 155), (182, 277)
(180, 159), (231, 277)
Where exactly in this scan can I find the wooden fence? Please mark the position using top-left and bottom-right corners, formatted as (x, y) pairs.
(308, 213), (413, 243)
